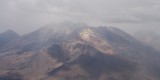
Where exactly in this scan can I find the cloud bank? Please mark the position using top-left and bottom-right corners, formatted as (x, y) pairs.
(0, 0), (160, 34)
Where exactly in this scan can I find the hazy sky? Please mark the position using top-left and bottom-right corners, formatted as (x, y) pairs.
(0, 0), (160, 35)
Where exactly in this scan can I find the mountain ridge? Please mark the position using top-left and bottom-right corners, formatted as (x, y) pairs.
(0, 22), (160, 80)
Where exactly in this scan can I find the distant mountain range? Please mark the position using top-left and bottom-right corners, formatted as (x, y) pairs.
(0, 22), (160, 80)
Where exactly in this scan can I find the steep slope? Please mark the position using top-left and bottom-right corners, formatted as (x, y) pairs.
(0, 22), (160, 80)
(45, 42), (138, 80)
(45, 27), (160, 80)
(1, 22), (89, 53)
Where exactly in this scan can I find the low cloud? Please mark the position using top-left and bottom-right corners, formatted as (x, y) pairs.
(0, 0), (160, 34)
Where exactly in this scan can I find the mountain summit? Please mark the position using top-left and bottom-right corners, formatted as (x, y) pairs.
(0, 22), (160, 80)
(0, 30), (20, 48)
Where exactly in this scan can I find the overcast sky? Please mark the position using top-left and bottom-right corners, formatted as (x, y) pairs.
(0, 0), (160, 35)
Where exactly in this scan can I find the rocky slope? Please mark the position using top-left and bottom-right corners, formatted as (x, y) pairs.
(0, 22), (160, 80)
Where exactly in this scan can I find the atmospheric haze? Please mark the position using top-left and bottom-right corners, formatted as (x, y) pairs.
(0, 0), (160, 35)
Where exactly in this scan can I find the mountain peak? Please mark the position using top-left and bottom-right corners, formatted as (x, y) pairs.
(36, 21), (89, 37)
(1, 29), (19, 36)
(0, 29), (20, 48)
(79, 28), (95, 41)
(1, 23), (160, 80)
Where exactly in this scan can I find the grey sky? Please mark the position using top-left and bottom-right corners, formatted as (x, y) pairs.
(0, 0), (160, 35)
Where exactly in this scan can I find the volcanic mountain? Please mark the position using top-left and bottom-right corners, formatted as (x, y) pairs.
(0, 22), (160, 80)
